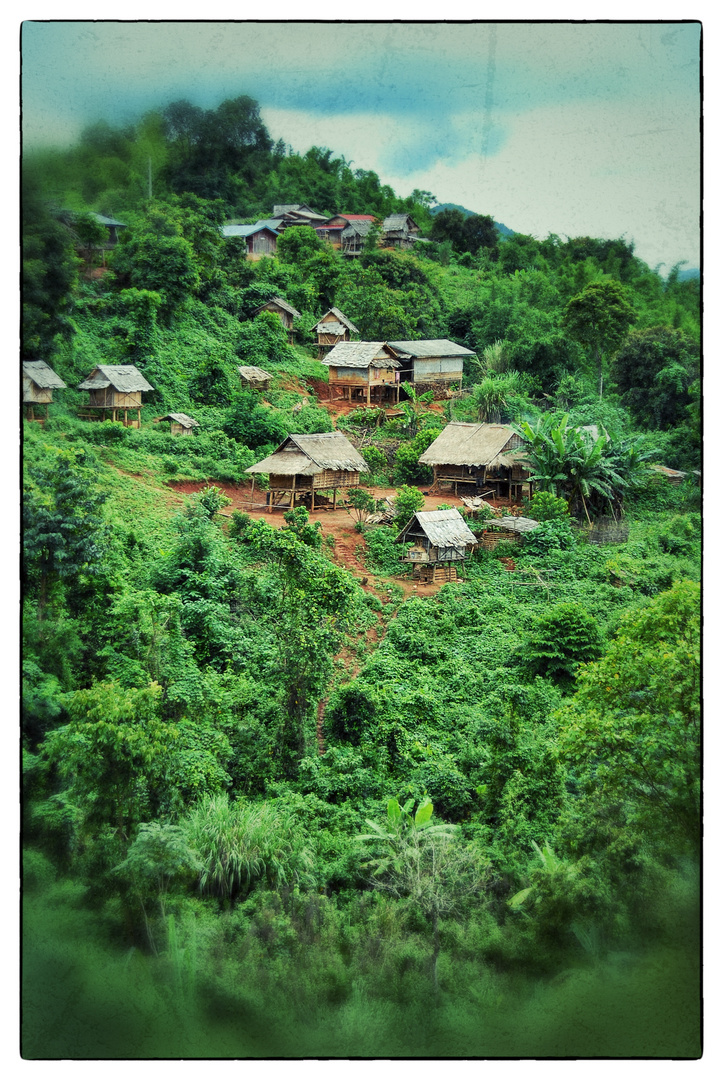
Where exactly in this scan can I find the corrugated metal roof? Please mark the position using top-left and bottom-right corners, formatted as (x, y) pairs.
(22, 360), (66, 390)
(221, 223), (279, 238)
(322, 342), (402, 369)
(246, 432), (369, 476)
(398, 508), (477, 548)
(388, 339), (476, 358)
(419, 422), (528, 468)
(238, 366), (272, 381)
(77, 365), (154, 393)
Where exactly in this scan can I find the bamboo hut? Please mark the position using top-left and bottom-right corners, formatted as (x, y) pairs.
(155, 413), (200, 436)
(252, 297), (301, 342)
(22, 360), (66, 422)
(238, 366), (273, 391)
(396, 508), (477, 583)
(245, 431), (368, 512)
(312, 308), (359, 360)
(322, 341), (407, 405)
(77, 365), (154, 428)
(419, 422), (532, 501)
(381, 214), (420, 249)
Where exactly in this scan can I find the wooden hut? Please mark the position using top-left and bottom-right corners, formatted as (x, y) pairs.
(322, 341), (407, 405)
(253, 297), (301, 342)
(272, 204), (327, 228)
(238, 366), (273, 391)
(381, 213), (420, 249)
(22, 360), (66, 422)
(419, 422), (532, 501)
(397, 508), (477, 583)
(341, 218), (376, 256)
(312, 308), (359, 360)
(221, 222), (280, 259)
(388, 339), (475, 394)
(155, 413), (199, 436)
(77, 365), (154, 428)
(245, 431), (368, 512)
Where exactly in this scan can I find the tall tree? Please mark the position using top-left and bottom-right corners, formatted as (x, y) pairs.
(562, 280), (636, 397)
(612, 325), (700, 430)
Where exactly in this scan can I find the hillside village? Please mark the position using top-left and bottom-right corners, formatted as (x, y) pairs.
(22, 100), (701, 1059)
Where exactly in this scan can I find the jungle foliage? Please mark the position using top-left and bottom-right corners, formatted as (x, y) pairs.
(21, 99), (701, 1060)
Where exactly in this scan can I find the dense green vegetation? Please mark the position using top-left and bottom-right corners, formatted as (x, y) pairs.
(22, 96), (701, 1059)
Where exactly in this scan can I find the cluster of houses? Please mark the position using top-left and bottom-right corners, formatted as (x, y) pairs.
(222, 203), (423, 260)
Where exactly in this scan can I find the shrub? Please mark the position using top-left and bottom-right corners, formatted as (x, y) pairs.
(522, 603), (603, 686)
(522, 519), (576, 558)
(392, 485), (425, 529)
(525, 491), (570, 522)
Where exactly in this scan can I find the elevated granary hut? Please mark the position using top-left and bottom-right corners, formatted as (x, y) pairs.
(238, 365), (272, 390)
(253, 297), (301, 342)
(397, 509), (477, 583)
(155, 413), (199, 436)
(388, 339), (475, 393)
(419, 422), (532, 501)
(322, 341), (406, 405)
(312, 308), (359, 360)
(77, 365), (154, 428)
(246, 431), (368, 512)
(23, 361), (66, 421)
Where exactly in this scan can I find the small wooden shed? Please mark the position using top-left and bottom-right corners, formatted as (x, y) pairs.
(312, 308), (359, 360)
(381, 214), (420, 249)
(77, 365), (154, 428)
(221, 222), (280, 259)
(419, 422), (532, 502)
(253, 297), (301, 342)
(397, 508), (477, 583)
(388, 339), (475, 394)
(322, 341), (406, 405)
(22, 360), (66, 421)
(155, 413), (200, 436)
(246, 431), (369, 512)
(238, 366), (273, 391)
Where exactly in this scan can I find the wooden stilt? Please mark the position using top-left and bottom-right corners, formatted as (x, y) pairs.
(250, 476), (256, 507)
(311, 486), (315, 513)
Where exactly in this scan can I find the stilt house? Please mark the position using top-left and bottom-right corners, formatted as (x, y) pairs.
(77, 365), (154, 428)
(245, 431), (368, 512)
(312, 308), (359, 360)
(381, 214), (420, 249)
(322, 341), (407, 405)
(418, 422), (532, 501)
(397, 508), (477, 583)
(155, 413), (200, 436)
(253, 297), (301, 342)
(23, 360), (67, 422)
(341, 218), (376, 256)
(389, 339), (475, 394)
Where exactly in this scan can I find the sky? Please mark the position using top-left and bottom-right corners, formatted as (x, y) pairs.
(20, 18), (701, 272)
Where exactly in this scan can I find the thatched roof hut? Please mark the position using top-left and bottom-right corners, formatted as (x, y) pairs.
(238, 365), (273, 389)
(23, 360), (67, 421)
(419, 422), (531, 500)
(322, 342), (405, 405)
(246, 431), (369, 512)
(77, 365), (154, 428)
(312, 308), (360, 360)
(155, 413), (200, 436)
(397, 508), (477, 583)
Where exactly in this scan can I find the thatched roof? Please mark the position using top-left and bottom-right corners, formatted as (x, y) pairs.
(398, 509), (477, 548)
(246, 432), (369, 476)
(253, 297), (301, 318)
(382, 214), (419, 233)
(322, 342), (402, 369)
(77, 365), (154, 392)
(238, 365), (272, 383)
(312, 308), (359, 334)
(419, 422), (528, 469)
(388, 339), (476, 359)
(157, 413), (199, 429)
(23, 360), (66, 390)
(486, 515), (540, 534)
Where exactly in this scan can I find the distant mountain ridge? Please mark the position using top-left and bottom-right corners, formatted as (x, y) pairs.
(430, 202), (515, 238)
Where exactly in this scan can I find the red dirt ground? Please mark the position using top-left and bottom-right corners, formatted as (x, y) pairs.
(165, 479), (483, 598)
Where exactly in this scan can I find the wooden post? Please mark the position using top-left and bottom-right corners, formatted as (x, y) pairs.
(311, 485), (315, 513)
(366, 380), (371, 406)
(333, 488), (337, 510)
(250, 476), (255, 507)
(269, 489), (274, 513)
(291, 474), (297, 508)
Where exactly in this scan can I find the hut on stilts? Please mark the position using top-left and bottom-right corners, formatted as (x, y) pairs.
(22, 360), (66, 422)
(245, 431), (369, 513)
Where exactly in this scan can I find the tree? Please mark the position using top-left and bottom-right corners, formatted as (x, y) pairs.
(521, 603), (603, 687)
(398, 385), (435, 438)
(562, 280), (636, 397)
(429, 208), (467, 251)
(611, 326), (700, 430)
(462, 213), (498, 258)
(109, 208), (201, 323)
(360, 797), (488, 991)
(392, 485), (425, 529)
(558, 580), (700, 852)
(23, 448), (108, 620)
